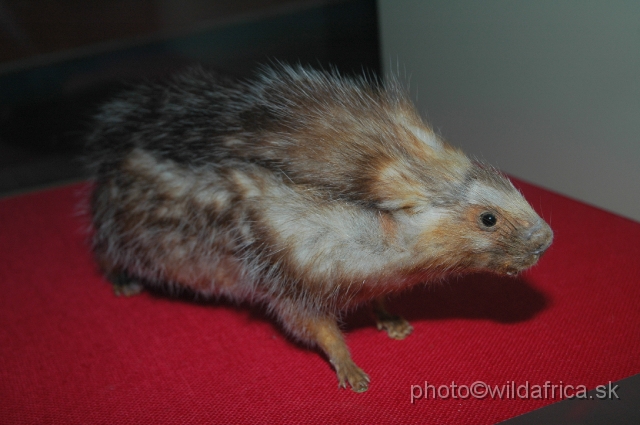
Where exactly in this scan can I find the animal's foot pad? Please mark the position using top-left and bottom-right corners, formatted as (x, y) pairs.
(376, 315), (413, 340)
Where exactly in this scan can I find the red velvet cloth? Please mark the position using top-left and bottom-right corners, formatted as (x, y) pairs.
(1, 180), (639, 424)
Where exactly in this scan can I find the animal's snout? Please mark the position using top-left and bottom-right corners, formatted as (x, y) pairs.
(527, 220), (553, 256)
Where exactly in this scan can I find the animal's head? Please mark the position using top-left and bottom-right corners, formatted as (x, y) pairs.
(374, 115), (553, 276)
(394, 158), (553, 276)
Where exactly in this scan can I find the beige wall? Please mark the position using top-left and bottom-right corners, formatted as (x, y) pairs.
(379, 1), (640, 222)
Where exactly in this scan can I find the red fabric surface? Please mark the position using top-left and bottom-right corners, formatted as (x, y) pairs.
(1, 180), (639, 424)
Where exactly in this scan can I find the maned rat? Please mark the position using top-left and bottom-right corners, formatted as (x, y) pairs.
(86, 64), (553, 392)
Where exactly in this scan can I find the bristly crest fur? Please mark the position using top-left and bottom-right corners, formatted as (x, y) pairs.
(85, 63), (553, 392)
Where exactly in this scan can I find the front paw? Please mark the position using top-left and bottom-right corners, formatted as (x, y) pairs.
(376, 315), (413, 340)
(335, 360), (370, 393)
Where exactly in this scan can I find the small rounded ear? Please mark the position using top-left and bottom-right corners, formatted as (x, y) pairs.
(371, 163), (425, 211)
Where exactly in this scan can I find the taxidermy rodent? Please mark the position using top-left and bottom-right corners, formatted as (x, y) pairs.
(86, 64), (553, 392)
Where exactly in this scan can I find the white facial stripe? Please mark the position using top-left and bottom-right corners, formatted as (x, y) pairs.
(467, 180), (511, 207)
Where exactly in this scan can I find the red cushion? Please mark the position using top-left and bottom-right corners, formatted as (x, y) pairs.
(1, 180), (639, 424)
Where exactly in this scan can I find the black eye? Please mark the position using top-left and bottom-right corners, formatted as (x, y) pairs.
(481, 212), (497, 227)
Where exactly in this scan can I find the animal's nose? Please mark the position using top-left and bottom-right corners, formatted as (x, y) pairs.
(528, 221), (553, 255)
